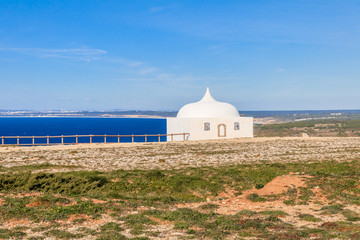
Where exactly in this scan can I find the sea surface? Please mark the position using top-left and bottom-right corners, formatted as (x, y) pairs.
(0, 118), (167, 145)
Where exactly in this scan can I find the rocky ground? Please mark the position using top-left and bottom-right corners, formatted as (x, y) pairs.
(1, 137), (360, 171)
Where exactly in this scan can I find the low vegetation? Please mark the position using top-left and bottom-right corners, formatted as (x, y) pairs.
(255, 119), (360, 137)
(1, 159), (360, 239)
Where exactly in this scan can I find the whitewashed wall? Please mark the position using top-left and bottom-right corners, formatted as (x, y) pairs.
(166, 118), (191, 141)
(167, 117), (253, 141)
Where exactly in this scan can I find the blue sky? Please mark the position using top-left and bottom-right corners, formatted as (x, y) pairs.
(0, 0), (359, 111)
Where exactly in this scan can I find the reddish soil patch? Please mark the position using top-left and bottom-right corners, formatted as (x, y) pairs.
(0, 198), (4, 206)
(81, 197), (107, 204)
(256, 174), (309, 196)
(51, 194), (77, 206)
(191, 191), (204, 199)
(136, 206), (151, 211)
(26, 200), (50, 207)
(310, 187), (329, 204)
(9, 192), (43, 198)
(217, 188), (237, 199)
(56, 213), (111, 226)
(67, 214), (89, 222)
(92, 199), (107, 204)
(179, 174), (314, 215)
(55, 200), (77, 206)
(321, 222), (338, 229)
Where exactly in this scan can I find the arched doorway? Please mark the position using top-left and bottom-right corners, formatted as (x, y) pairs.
(218, 124), (226, 137)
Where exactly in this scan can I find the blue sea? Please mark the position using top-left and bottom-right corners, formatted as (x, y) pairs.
(0, 118), (167, 145)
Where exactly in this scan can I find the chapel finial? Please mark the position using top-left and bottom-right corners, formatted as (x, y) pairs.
(200, 87), (215, 102)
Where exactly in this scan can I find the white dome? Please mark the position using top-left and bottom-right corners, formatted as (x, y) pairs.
(177, 88), (240, 118)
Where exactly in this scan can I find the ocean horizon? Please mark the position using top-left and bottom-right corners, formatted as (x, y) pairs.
(0, 117), (167, 145)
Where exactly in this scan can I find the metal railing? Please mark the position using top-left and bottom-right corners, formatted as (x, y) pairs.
(0, 133), (189, 146)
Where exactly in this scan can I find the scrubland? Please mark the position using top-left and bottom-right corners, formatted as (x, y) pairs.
(254, 119), (360, 137)
(1, 137), (360, 239)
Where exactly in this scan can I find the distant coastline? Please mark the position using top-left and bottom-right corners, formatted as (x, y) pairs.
(0, 115), (166, 119)
(2, 109), (360, 125)
(0, 110), (177, 118)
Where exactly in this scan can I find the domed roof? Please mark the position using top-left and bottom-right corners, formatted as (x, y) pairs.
(177, 88), (240, 118)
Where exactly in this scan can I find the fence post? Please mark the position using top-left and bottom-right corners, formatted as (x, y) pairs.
(1, 136), (3, 145)
(145, 134), (147, 143)
(104, 134), (107, 143)
(118, 134), (120, 143)
(171, 133), (173, 142)
(183, 133), (186, 141)
(76, 135), (78, 144)
(61, 135), (64, 145)
(17, 136), (19, 145)
(132, 134), (134, 143)
(47, 136), (49, 145)
(158, 134), (160, 142)
(32, 136), (35, 146)
(90, 134), (92, 144)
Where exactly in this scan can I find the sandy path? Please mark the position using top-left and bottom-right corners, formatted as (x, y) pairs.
(1, 137), (360, 171)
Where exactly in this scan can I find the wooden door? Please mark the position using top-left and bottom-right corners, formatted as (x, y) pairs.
(218, 124), (226, 137)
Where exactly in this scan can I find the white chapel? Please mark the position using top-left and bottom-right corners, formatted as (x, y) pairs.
(167, 88), (253, 141)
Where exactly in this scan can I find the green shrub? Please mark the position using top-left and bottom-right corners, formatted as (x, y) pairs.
(45, 229), (83, 239)
(0, 171), (107, 196)
(246, 193), (266, 202)
(298, 214), (321, 222)
(96, 232), (127, 240)
(174, 221), (190, 230)
(100, 222), (124, 232)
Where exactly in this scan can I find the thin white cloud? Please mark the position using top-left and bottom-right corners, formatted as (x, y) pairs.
(207, 45), (228, 54)
(107, 57), (144, 67)
(58, 98), (74, 101)
(107, 56), (177, 80)
(208, 45), (226, 51)
(0, 47), (107, 62)
(106, 56), (168, 79)
(149, 6), (166, 13)
(276, 68), (286, 73)
(149, 5), (179, 13)
(0, 47), (177, 83)
(137, 67), (158, 75)
(107, 76), (242, 85)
